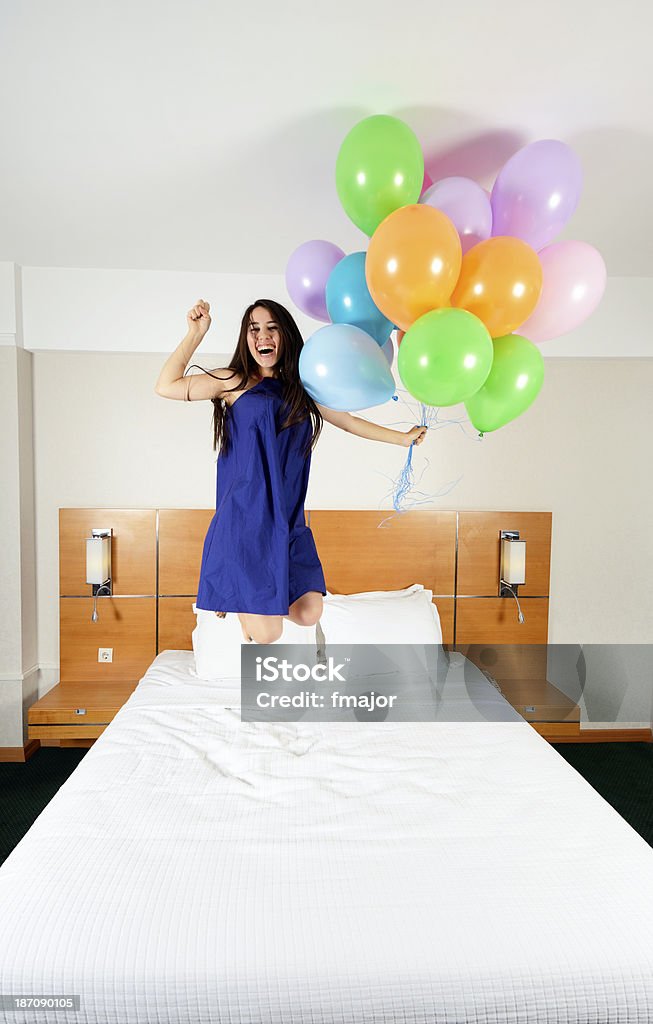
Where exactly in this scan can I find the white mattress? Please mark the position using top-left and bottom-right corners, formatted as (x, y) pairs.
(0, 650), (651, 1023)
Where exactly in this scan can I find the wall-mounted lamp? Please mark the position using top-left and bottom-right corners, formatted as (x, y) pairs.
(499, 530), (525, 624)
(86, 528), (112, 622)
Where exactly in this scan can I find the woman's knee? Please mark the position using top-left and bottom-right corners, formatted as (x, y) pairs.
(250, 617), (284, 644)
(289, 593), (323, 627)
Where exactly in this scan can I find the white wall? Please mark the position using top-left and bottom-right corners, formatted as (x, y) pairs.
(19, 266), (653, 357)
(547, 646), (653, 730)
(0, 266), (38, 748)
(0, 346), (24, 747)
(21, 266), (319, 354)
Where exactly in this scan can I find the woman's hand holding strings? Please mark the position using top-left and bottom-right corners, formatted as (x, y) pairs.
(401, 425), (427, 448)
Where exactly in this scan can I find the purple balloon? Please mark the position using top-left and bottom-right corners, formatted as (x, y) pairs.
(420, 176), (492, 254)
(285, 240), (345, 321)
(491, 140), (583, 252)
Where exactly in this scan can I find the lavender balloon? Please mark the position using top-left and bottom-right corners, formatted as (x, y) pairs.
(421, 177), (492, 254)
(285, 239), (345, 321)
(491, 140), (583, 252)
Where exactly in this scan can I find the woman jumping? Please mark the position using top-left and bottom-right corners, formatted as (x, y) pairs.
(155, 298), (427, 645)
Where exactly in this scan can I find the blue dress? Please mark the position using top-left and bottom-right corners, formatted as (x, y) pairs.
(195, 376), (326, 615)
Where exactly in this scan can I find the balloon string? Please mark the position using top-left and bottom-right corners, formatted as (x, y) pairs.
(388, 400), (430, 511)
(384, 402), (435, 521)
(391, 443), (416, 512)
(376, 390), (479, 528)
(377, 467), (464, 529)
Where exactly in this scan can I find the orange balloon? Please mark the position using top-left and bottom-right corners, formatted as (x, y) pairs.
(451, 236), (543, 338)
(365, 205), (462, 331)
(396, 329), (405, 346)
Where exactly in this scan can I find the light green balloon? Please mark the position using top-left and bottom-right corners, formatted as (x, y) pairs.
(335, 115), (424, 237)
(464, 334), (545, 433)
(397, 308), (494, 406)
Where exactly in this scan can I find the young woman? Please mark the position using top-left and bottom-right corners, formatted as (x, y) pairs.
(155, 298), (427, 645)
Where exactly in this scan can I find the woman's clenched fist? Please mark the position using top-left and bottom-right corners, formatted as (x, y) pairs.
(187, 299), (211, 338)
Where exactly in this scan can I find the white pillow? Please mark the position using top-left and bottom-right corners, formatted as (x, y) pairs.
(191, 603), (317, 681)
(322, 584), (442, 643)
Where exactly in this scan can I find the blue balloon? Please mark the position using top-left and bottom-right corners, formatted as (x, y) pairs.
(325, 251), (394, 346)
(299, 323), (395, 411)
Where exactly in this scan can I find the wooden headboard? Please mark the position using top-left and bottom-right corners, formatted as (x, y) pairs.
(59, 508), (552, 683)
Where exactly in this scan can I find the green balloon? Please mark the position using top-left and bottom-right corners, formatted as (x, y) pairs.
(464, 334), (545, 433)
(336, 115), (424, 237)
(397, 308), (494, 406)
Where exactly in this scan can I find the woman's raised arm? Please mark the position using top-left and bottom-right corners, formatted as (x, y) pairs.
(154, 299), (233, 402)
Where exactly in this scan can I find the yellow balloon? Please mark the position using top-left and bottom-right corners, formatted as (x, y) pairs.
(451, 236), (543, 338)
(365, 205), (462, 331)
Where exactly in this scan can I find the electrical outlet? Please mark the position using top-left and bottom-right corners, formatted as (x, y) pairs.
(98, 648), (113, 663)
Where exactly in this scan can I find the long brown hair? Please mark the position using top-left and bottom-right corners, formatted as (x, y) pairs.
(185, 299), (323, 459)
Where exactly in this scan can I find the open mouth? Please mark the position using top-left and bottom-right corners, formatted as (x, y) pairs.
(257, 347), (275, 355)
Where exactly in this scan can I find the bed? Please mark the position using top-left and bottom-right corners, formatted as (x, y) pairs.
(1, 647), (652, 1023)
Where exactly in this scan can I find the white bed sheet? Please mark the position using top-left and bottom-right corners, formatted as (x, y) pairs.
(0, 650), (651, 1024)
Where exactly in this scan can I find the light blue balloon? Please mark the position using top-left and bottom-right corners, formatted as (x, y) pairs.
(325, 251), (394, 346)
(299, 323), (395, 411)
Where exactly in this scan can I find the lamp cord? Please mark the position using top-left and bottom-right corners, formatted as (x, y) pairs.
(500, 580), (525, 624)
(91, 582), (111, 622)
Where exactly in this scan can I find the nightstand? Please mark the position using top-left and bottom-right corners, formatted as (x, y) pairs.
(28, 682), (138, 748)
(488, 676), (581, 740)
(454, 644), (581, 741)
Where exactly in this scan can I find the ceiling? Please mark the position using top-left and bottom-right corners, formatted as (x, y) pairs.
(1, 0), (650, 277)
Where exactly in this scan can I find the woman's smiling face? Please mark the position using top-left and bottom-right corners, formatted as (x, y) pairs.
(247, 306), (282, 372)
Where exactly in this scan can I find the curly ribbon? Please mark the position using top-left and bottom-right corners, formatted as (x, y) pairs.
(376, 389), (481, 528)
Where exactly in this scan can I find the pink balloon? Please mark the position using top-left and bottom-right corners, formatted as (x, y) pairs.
(519, 241), (606, 343)
(419, 170), (433, 198)
(420, 176), (492, 254)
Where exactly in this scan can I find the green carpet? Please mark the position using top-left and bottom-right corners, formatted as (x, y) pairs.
(0, 742), (651, 866)
(0, 748), (87, 866)
(551, 741), (652, 847)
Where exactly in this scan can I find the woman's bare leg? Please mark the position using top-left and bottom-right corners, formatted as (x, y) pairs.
(214, 593), (323, 644)
(238, 613), (284, 645)
(284, 591), (323, 627)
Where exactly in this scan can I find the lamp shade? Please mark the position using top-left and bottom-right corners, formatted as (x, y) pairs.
(500, 538), (526, 585)
(86, 535), (111, 585)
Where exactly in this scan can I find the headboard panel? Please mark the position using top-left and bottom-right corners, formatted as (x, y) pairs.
(307, 510), (456, 594)
(59, 508), (551, 681)
(457, 512), (552, 596)
(59, 508), (156, 597)
(158, 509), (213, 595)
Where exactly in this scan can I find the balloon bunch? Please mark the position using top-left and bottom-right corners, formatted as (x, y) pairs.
(287, 115), (606, 435)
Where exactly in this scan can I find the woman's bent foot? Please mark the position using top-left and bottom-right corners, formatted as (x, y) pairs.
(214, 610), (251, 641)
